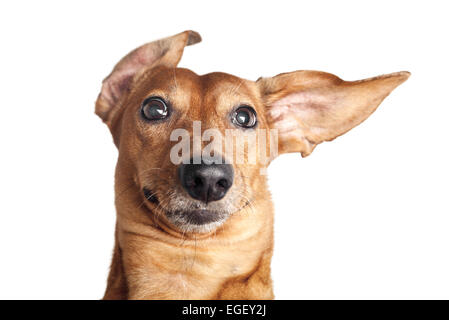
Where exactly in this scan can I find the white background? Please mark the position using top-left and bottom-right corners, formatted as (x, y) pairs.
(0, 0), (448, 299)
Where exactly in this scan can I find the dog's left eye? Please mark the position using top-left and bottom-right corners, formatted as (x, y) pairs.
(141, 97), (169, 121)
(232, 105), (257, 128)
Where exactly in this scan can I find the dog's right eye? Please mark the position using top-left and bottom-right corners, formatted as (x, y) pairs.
(141, 97), (169, 121)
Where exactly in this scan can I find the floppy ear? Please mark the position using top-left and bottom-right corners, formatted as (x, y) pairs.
(95, 30), (201, 127)
(257, 70), (410, 157)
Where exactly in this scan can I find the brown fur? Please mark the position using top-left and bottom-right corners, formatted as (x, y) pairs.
(95, 31), (409, 299)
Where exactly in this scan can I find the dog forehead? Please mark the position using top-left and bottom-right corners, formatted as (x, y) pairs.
(135, 67), (258, 116)
(142, 67), (202, 92)
(164, 69), (254, 99)
(200, 72), (255, 102)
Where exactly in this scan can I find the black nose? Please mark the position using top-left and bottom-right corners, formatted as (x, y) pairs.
(179, 159), (234, 203)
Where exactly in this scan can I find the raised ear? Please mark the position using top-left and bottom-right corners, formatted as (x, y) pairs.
(95, 30), (201, 127)
(257, 70), (410, 157)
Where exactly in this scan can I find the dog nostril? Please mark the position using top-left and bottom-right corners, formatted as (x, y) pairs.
(216, 178), (229, 190)
(194, 177), (204, 187)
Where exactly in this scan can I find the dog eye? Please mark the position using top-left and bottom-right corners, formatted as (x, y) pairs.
(232, 106), (257, 128)
(141, 97), (169, 121)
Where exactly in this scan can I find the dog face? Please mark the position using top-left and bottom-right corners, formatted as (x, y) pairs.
(115, 66), (270, 233)
(96, 31), (409, 234)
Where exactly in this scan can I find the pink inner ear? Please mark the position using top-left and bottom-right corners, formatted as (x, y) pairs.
(266, 89), (341, 153)
(268, 89), (334, 126)
(100, 47), (160, 108)
(101, 70), (135, 108)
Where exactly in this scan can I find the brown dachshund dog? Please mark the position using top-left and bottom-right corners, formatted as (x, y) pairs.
(95, 30), (409, 299)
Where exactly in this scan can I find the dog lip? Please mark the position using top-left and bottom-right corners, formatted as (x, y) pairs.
(142, 187), (222, 225)
(142, 188), (252, 228)
(167, 209), (224, 226)
(143, 187), (159, 204)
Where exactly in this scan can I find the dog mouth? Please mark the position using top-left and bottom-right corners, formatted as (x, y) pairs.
(143, 188), (159, 205)
(165, 209), (226, 226)
(142, 187), (246, 230)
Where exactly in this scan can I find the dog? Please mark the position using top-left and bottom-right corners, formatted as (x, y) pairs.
(95, 30), (409, 299)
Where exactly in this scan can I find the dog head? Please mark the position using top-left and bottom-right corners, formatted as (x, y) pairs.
(96, 30), (409, 234)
